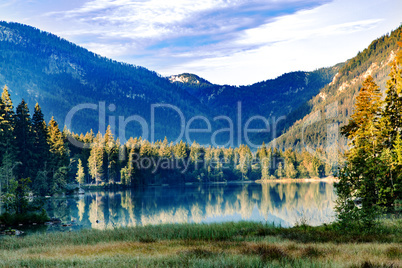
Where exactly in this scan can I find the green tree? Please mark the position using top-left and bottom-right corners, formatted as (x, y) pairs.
(76, 159), (85, 186)
(337, 76), (386, 229)
(14, 99), (34, 180)
(275, 162), (284, 178)
(103, 126), (118, 183)
(88, 132), (104, 185)
(0, 86), (15, 161)
(31, 103), (50, 183)
(48, 117), (69, 192)
(159, 137), (172, 158)
(238, 144), (252, 180)
(383, 54), (402, 145)
(284, 149), (298, 179)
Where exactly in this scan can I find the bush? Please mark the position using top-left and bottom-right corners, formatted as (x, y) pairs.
(0, 209), (49, 227)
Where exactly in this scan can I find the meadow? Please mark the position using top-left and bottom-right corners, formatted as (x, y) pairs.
(0, 219), (400, 267)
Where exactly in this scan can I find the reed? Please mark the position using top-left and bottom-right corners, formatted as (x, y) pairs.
(0, 220), (400, 267)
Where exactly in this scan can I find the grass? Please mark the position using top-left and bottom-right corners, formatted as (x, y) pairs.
(0, 220), (401, 267)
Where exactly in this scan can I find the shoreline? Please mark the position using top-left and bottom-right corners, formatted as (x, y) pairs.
(255, 176), (339, 183)
(80, 177), (339, 190)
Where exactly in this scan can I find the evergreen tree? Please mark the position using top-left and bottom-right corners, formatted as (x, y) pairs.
(121, 147), (136, 186)
(284, 149), (298, 179)
(337, 76), (388, 229)
(258, 146), (270, 180)
(48, 117), (69, 192)
(0, 87), (16, 163)
(31, 103), (49, 180)
(104, 125), (118, 183)
(159, 137), (172, 158)
(174, 140), (188, 159)
(391, 133), (402, 199)
(76, 159), (85, 186)
(88, 132), (105, 185)
(275, 162), (284, 178)
(383, 57), (402, 145)
(14, 99), (34, 179)
(238, 145), (252, 180)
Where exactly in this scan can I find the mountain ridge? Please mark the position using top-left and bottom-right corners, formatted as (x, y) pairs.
(2, 20), (396, 150)
(267, 25), (402, 153)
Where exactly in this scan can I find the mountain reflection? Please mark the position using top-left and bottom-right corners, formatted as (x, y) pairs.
(44, 182), (336, 230)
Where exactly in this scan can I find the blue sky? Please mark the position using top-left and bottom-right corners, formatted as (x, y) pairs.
(0, 0), (401, 85)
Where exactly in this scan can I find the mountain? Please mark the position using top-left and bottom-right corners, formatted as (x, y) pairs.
(0, 21), (216, 143)
(170, 69), (339, 146)
(0, 21), (338, 147)
(267, 25), (402, 153)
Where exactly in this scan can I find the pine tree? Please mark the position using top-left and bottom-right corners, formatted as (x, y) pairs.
(174, 140), (188, 159)
(258, 146), (270, 180)
(48, 117), (69, 192)
(238, 144), (252, 180)
(337, 76), (387, 229)
(121, 147), (136, 186)
(223, 147), (234, 170)
(284, 149), (298, 179)
(1, 86), (14, 123)
(159, 137), (172, 158)
(275, 162), (284, 178)
(383, 61), (402, 145)
(76, 159), (85, 186)
(140, 140), (153, 158)
(104, 125), (118, 183)
(31, 103), (50, 180)
(390, 133), (402, 206)
(88, 132), (104, 185)
(14, 99), (34, 179)
(0, 86), (15, 162)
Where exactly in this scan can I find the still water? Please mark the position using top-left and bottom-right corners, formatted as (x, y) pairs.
(42, 181), (337, 232)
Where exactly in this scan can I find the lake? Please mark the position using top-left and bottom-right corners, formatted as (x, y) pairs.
(41, 181), (337, 232)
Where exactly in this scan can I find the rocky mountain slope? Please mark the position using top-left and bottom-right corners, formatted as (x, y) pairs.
(267, 25), (402, 154)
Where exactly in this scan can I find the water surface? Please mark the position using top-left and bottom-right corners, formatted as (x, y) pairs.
(42, 181), (337, 232)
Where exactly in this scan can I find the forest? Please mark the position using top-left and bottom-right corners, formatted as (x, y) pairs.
(0, 81), (334, 200)
(335, 37), (402, 229)
(0, 82), (336, 223)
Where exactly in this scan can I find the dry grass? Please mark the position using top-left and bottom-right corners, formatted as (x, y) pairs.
(0, 221), (401, 267)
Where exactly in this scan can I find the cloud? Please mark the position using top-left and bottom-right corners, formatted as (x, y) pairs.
(155, 0), (401, 85)
(48, 0), (324, 42)
(2, 0), (400, 85)
(0, 0), (18, 9)
(37, 0), (327, 76)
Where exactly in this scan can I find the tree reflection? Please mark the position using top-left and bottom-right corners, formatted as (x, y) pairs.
(45, 182), (337, 230)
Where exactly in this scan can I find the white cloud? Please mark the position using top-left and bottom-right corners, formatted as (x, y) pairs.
(1, 0), (400, 85)
(157, 0), (401, 85)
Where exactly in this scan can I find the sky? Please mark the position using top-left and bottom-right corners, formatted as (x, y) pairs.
(0, 0), (401, 85)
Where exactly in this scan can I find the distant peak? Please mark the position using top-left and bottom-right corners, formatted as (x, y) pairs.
(169, 73), (212, 85)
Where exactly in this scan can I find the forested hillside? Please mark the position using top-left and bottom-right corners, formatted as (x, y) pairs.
(0, 21), (339, 147)
(0, 21), (215, 143)
(269, 25), (402, 154)
(0, 85), (333, 216)
(170, 68), (339, 142)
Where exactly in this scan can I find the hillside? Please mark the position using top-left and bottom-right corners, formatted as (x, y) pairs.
(0, 21), (215, 143)
(170, 69), (339, 145)
(268, 25), (402, 155)
(0, 21), (338, 147)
